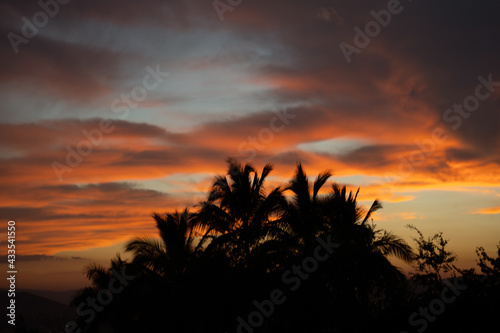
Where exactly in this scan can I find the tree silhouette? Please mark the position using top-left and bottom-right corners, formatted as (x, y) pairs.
(70, 159), (500, 333)
(194, 158), (285, 268)
(280, 164), (331, 249)
(315, 179), (413, 331)
(126, 208), (197, 278)
(407, 224), (458, 295)
(70, 255), (135, 332)
(476, 242), (500, 279)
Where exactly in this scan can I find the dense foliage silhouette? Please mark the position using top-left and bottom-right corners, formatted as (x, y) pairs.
(68, 160), (500, 333)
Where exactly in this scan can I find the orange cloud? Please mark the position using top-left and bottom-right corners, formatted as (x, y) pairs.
(473, 207), (500, 215)
(376, 211), (421, 222)
(1, 116), (498, 258)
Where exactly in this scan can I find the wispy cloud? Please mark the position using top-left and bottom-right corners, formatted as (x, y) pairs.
(15, 254), (87, 262)
(473, 207), (500, 215)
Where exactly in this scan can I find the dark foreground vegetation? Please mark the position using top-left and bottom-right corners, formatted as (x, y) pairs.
(23, 160), (500, 333)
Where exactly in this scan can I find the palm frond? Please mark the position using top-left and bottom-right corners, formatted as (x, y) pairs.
(362, 199), (383, 224)
(373, 231), (414, 263)
(313, 170), (332, 201)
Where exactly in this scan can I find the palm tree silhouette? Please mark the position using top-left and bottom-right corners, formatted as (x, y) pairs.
(71, 159), (424, 333)
(194, 158), (285, 267)
(125, 208), (197, 279)
(282, 163), (332, 249)
(319, 182), (413, 331)
(325, 183), (414, 267)
(70, 255), (131, 332)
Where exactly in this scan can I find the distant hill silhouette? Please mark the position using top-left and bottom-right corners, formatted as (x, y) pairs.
(1, 290), (72, 333)
(21, 289), (77, 306)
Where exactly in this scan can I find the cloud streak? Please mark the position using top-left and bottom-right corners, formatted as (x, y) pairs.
(473, 207), (500, 215)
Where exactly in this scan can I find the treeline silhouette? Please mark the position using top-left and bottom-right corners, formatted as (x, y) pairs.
(66, 160), (500, 333)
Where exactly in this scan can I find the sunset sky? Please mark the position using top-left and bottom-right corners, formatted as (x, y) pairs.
(1, 0), (499, 291)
